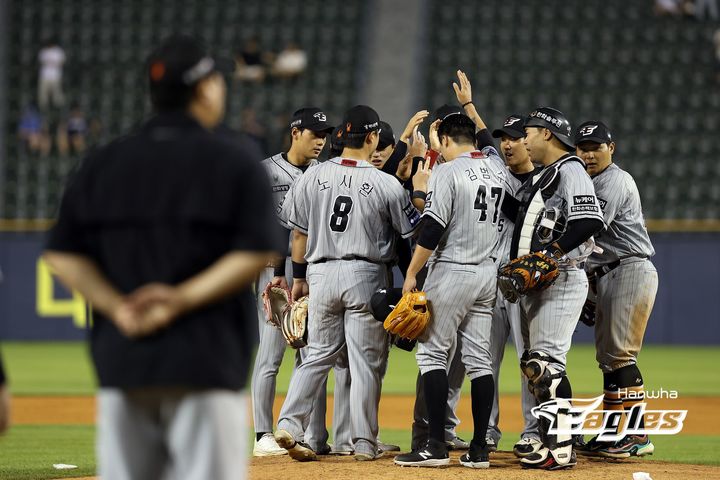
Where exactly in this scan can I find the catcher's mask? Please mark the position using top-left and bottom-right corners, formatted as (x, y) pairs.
(370, 287), (403, 323)
(535, 207), (566, 246)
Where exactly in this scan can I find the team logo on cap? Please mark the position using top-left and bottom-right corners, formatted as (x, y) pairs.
(504, 117), (522, 126)
(314, 112), (327, 122)
(579, 125), (599, 136)
(530, 110), (563, 128)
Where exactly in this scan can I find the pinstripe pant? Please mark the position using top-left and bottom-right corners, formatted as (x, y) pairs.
(595, 259), (658, 373)
(277, 260), (389, 456)
(251, 265), (351, 449)
(487, 290), (539, 442)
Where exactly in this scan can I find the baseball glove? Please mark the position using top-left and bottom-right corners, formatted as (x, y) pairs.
(383, 291), (430, 340)
(281, 295), (308, 348)
(261, 283), (292, 328)
(497, 251), (560, 303)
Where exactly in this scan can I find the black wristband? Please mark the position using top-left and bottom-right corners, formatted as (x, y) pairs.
(292, 261), (307, 279)
(273, 262), (286, 278)
(462, 101), (473, 108)
(412, 190), (427, 201)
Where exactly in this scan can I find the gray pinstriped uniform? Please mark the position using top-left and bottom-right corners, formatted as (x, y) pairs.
(586, 163), (658, 373)
(277, 156), (420, 456)
(487, 168), (540, 444)
(517, 157), (603, 370)
(251, 154), (351, 450)
(416, 151), (505, 379)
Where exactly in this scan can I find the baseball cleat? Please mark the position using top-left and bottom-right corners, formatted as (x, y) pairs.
(377, 439), (401, 453)
(485, 437), (498, 453)
(513, 437), (543, 458)
(575, 435), (613, 457)
(459, 441), (490, 469)
(597, 435), (654, 458)
(313, 443), (332, 455)
(253, 432), (287, 457)
(394, 439), (450, 467)
(354, 451), (382, 461)
(520, 447), (577, 470)
(445, 436), (470, 450)
(273, 429), (317, 462)
(329, 447), (354, 456)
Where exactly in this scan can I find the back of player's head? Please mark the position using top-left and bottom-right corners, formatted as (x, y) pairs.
(377, 121), (395, 150)
(434, 104), (463, 122)
(329, 125), (344, 157)
(341, 105), (380, 149)
(438, 113), (476, 146)
(147, 35), (226, 112)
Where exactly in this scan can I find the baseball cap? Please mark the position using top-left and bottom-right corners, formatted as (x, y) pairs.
(377, 121), (396, 150)
(342, 105), (380, 135)
(147, 34), (232, 89)
(369, 288), (403, 323)
(574, 121), (613, 145)
(524, 107), (574, 150)
(290, 107), (334, 133)
(434, 104), (464, 122)
(492, 114), (526, 139)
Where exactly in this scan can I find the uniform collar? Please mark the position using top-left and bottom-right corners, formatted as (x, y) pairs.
(327, 156), (374, 168)
(591, 162), (616, 178)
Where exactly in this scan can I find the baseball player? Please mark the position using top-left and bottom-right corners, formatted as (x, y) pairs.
(573, 121), (658, 458)
(394, 113), (506, 469)
(252, 107), (351, 456)
(452, 70), (543, 455)
(274, 105), (421, 462)
(502, 107), (605, 470)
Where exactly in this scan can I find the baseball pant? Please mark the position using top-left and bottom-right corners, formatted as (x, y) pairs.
(520, 266), (588, 370)
(487, 291), (539, 443)
(251, 264), (350, 448)
(594, 258), (658, 373)
(277, 259), (389, 456)
(98, 388), (247, 480)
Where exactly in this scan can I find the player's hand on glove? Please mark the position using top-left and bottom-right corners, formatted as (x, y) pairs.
(497, 251), (560, 303)
(402, 275), (417, 294)
(400, 110), (430, 142)
(579, 298), (596, 327)
(262, 282), (292, 327)
(412, 158), (432, 193)
(291, 278), (309, 301)
(383, 290), (430, 340)
(453, 69), (472, 106)
(270, 275), (290, 292)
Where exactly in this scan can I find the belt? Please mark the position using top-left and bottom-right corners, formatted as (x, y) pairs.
(593, 255), (648, 279)
(313, 256), (376, 264)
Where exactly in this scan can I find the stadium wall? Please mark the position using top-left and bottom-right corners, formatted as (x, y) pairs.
(0, 231), (719, 343)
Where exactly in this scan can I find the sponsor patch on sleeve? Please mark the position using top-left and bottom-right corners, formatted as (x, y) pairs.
(571, 205), (600, 213)
(573, 195), (597, 205)
(598, 198), (607, 211)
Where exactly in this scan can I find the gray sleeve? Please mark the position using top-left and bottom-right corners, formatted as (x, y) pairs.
(422, 166), (454, 228)
(387, 179), (421, 239)
(599, 173), (629, 226)
(285, 176), (309, 234)
(562, 162), (605, 223)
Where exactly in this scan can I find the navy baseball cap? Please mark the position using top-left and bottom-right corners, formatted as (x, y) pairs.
(492, 114), (526, 139)
(147, 34), (232, 88)
(369, 288), (403, 323)
(525, 107), (574, 150)
(342, 105), (380, 134)
(289, 107), (333, 133)
(434, 104), (464, 121)
(378, 121), (396, 150)
(574, 121), (613, 145)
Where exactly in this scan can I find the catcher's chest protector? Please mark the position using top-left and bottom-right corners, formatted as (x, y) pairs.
(510, 157), (582, 259)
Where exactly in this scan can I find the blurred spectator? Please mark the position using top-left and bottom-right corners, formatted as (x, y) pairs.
(234, 37), (271, 83)
(57, 105), (88, 156)
(696, 0), (719, 19)
(18, 104), (51, 156)
(654, 0), (682, 15)
(37, 38), (66, 111)
(271, 42), (307, 79)
(239, 107), (268, 155)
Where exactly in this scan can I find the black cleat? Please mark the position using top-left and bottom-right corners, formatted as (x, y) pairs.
(459, 441), (490, 469)
(394, 439), (450, 467)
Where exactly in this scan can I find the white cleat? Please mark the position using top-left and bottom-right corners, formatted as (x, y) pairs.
(253, 432), (288, 457)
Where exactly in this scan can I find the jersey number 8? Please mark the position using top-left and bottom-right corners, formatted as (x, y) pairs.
(330, 195), (353, 232)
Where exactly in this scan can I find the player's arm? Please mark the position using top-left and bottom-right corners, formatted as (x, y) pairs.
(290, 229), (309, 300)
(403, 217), (445, 292)
(546, 218), (605, 260)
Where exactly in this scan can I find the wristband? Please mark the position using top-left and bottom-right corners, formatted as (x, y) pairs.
(273, 262), (286, 278)
(412, 190), (427, 201)
(462, 101), (473, 108)
(292, 261), (307, 279)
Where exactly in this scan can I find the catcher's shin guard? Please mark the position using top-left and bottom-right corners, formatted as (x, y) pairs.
(522, 352), (566, 404)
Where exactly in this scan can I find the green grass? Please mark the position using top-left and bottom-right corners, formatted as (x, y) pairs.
(4, 342), (720, 396)
(0, 425), (96, 479)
